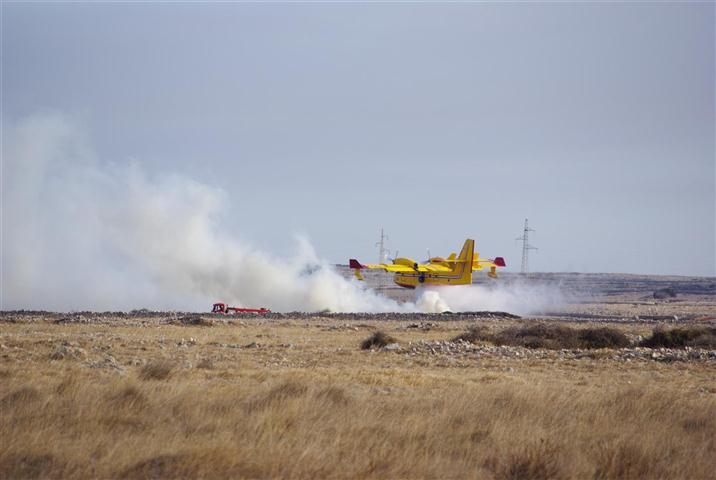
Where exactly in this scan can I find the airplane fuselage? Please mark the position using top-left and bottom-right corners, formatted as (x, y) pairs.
(393, 271), (472, 289)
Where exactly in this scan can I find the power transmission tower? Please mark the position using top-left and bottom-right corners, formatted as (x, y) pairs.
(516, 218), (537, 274)
(375, 228), (390, 292)
(376, 228), (390, 264)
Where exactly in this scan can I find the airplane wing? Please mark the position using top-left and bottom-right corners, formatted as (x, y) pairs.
(349, 259), (431, 273)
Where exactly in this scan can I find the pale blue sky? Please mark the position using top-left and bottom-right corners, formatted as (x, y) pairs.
(3, 2), (715, 275)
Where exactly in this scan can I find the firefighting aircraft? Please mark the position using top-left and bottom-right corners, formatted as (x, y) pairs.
(349, 239), (505, 289)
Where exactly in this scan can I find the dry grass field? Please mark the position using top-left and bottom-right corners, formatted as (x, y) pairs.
(1, 274), (715, 479)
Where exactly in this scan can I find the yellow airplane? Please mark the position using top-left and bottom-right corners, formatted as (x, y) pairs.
(349, 239), (505, 289)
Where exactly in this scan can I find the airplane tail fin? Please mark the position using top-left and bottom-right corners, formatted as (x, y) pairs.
(349, 259), (365, 281)
(451, 239), (474, 283)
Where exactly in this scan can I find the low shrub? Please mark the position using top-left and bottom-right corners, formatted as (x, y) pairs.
(640, 327), (716, 349)
(687, 332), (716, 349)
(0, 386), (41, 408)
(577, 328), (630, 349)
(489, 441), (565, 480)
(494, 324), (580, 350)
(0, 453), (60, 480)
(108, 384), (148, 409)
(120, 454), (193, 479)
(246, 381), (308, 412)
(653, 287), (677, 299)
(315, 386), (351, 406)
(139, 360), (175, 381)
(472, 324), (630, 350)
(360, 331), (397, 350)
(452, 325), (492, 344)
(196, 358), (215, 370)
(173, 315), (213, 327)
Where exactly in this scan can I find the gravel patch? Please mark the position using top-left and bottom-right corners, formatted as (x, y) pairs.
(402, 339), (716, 363)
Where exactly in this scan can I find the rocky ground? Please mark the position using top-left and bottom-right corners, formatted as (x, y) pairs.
(1, 273), (715, 479)
(2, 272), (715, 366)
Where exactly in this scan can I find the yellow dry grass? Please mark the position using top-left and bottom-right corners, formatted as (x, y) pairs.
(1, 316), (715, 479)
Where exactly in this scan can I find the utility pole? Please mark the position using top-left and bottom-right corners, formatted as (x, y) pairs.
(516, 218), (537, 275)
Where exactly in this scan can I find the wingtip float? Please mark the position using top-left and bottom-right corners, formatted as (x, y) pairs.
(350, 238), (506, 289)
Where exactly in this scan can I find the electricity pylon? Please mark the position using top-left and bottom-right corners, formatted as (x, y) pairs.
(516, 218), (537, 274)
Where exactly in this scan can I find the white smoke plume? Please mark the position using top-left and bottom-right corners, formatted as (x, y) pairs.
(1, 113), (412, 312)
(2, 113), (565, 315)
(414, 290), (451, 313)
(416, 281), (567, 316)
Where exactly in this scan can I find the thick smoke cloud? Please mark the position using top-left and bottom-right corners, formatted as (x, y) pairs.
(1, 113), (405, 311)
(420, 281), (567, 316)
(2, 113), (565, 314)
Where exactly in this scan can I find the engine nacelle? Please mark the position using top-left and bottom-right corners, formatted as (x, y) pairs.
(393, 258), (418, 268)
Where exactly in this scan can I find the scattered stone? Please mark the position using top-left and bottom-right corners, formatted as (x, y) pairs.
(85, 354), (125, 373)
(172, 315), (214, 327)
(636, 315), (679, 322)
(50, 343), (87, 360)
(176, 337), (198, 347)
(406, 322), (437, 331)
(371, 386), (402, 395)
(54, 315), (92, 325)
(404, 339), (715, 363)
